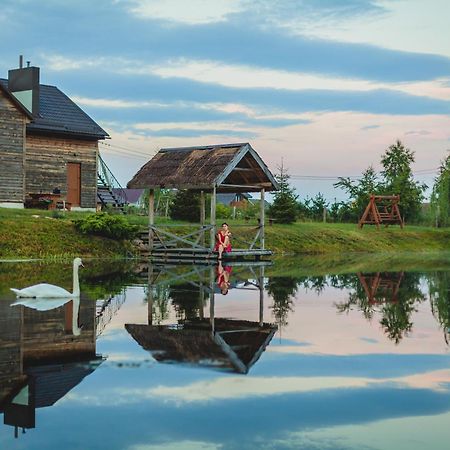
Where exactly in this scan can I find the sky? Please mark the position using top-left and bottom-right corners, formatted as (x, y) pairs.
(1, 0), (450, 200)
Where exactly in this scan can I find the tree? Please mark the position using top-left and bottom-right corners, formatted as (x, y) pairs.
(269, 164), (298, 224)
(335, 141), (427, 223)
(380, 140), (427, 221)
(430, 154), (450, 227)
(169, 190), (200, 222)
(334, 165), (382, 221)
(267, 276), (297, 328)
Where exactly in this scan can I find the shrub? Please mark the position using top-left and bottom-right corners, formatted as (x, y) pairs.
(170, 190), (200, 222)
(74, 213), (138, 240)
(216, 203), (233, 219)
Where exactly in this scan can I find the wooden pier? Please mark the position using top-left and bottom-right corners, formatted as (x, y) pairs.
(128, 143), (279, 262)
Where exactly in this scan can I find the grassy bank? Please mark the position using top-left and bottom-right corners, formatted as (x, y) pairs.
(0, 208), (449, 259)
(0, 208), (131, 259)
(263, 222), (450, 254)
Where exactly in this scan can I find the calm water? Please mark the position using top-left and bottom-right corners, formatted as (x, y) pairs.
(0, 256), (449, 450)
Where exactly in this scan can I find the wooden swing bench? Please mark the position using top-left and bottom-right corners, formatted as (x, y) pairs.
(358, 194), (404, 229)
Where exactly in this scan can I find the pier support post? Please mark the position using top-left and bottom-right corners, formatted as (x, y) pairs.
(147, 264), (153, 325)
(210, 186), (216, 251)
(209, 266), (215, 333)
(260, 188), (265, 250)
(200, 190), (206, 247)
(148, 189), (155, 253)
(259, 266), (264, 327)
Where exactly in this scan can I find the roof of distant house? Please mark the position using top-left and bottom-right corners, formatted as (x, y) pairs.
(0, 78), (109, 139)
(112, 188), (145, 204)
(216, 193), (251, 205)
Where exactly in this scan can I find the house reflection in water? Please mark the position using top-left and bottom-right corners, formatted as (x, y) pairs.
(0, 295), (102, 438)
(126, 263), (277, 374)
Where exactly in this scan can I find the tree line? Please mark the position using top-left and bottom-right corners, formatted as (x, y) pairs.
(270, 140), (449, 226)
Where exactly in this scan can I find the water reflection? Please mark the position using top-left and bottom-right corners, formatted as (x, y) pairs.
(0, 257), (449, 449)
(0, 294), (101, 438)
(335, 272), (426, 343)
(126, 262), (277, 374)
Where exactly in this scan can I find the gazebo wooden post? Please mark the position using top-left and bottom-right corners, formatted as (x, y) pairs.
(200, 190), (206, 247)
(210, 185), (216, 251)
(148, 189), (155, 252)
(209, 266), (215, 333)
(259, 265), (264, 327)
(147, 263), (153, 325)
(260, 188), (265, 250)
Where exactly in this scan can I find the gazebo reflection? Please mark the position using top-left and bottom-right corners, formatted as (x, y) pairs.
(126, 262), (277, 374)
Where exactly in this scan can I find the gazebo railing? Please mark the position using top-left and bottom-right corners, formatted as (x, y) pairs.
(148, 222), (264, 252)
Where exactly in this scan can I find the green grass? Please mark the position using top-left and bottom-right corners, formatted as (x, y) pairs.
(0, 208), (132, 259)
(0, 208), (449, 259)
(263, 222), (450, 254)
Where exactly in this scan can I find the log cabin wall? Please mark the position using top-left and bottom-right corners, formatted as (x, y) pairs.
(0, 299), (25, 405)
(22, 296), (96, 363)
(0, 89), (27, 203)
(25, 135), (98, 208)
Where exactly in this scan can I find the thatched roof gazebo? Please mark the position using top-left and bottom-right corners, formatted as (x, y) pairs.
(126, 319), (277, 374)
(126, 262), (277, 374)
(128, 143), (279, 261)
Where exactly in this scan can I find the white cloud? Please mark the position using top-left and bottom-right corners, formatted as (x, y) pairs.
(41, 53), (450, 101)
(129, 441), (221, 450)
(127, 0), (244, 24)
(295, 0), (450, 58)
(71, 96), (169, 109)
(63, 370), (450, 407)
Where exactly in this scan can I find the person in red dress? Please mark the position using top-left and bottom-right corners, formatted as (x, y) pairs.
(217, 261), (232, 295)
(214, 222), (232, 260)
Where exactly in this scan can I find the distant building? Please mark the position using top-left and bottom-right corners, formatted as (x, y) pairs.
(111, 188), (145, 207)
(0, 59), (109, 209)
(216, 192), (250, 207)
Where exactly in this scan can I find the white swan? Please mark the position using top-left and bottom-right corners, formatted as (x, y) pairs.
(10, 257), (84, 298)
(11, 296), (83, 336)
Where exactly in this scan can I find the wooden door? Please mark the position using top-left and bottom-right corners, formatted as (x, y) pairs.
(67, 163), (81, 206)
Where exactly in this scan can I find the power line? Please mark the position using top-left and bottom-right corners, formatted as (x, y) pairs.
(99, 141), (155, 159)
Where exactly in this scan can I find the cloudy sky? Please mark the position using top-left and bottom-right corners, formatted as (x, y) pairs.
(1, 0), (449, 199)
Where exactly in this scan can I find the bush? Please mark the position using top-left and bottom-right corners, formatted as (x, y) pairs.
(170, 190), (200, 222)
(216, 203), (233, 219)
(74, 213), (138, 240)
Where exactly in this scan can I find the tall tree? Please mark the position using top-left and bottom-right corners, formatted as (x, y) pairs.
(269, 164), (298, 224)
(334, 165), (382, 221)
(430, 154), (450, 227)
(380, 140), (427, 221)
(170, 190), (200, 222)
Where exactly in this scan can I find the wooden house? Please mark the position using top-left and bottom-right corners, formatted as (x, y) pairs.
(0, 60), (109, 209)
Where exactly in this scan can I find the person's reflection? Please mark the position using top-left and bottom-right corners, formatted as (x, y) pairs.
(217, 261), (232, 295)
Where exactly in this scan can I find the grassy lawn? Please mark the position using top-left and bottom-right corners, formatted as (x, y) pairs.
(0, 207), (449, 259)
(0, 208), (132, 259)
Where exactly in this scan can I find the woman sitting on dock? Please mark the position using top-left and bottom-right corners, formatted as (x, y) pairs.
(215, 223), (232, 260)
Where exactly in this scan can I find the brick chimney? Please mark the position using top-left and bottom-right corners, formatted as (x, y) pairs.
(8, 56), (40, 116)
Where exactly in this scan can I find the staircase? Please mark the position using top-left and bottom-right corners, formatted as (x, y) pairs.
(97, 154), (127, 213)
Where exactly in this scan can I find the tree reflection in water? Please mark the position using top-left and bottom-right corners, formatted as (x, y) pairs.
(336, 272), (426, 344)
(428, 271), (450, 344)
(267, 277), (297, 329)
(266, 270), (449, 345)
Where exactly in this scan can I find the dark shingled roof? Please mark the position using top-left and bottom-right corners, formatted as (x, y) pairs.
(127, 143), (278, 193)
(0, 78), (109, 139)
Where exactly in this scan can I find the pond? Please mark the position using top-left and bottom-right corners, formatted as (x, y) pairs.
(0, 254), (449, 450)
